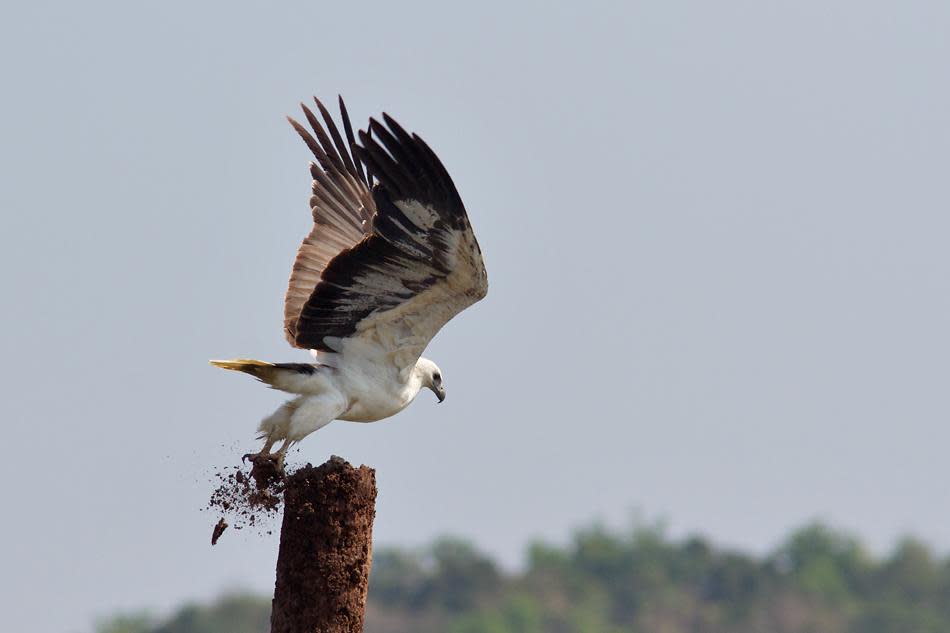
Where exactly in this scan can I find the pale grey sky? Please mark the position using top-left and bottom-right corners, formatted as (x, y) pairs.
(2, 2), (949, 632)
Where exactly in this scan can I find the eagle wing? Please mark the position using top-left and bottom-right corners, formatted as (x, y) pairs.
(290, 112), (488, 379)
(283, 97), (376, 346)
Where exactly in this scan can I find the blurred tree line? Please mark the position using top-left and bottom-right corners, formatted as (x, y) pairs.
(95, 521), (950, 633)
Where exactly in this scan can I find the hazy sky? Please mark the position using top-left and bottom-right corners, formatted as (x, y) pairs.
(2, 2), (949, 632)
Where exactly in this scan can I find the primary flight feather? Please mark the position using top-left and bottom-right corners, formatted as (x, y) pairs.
(211, 97), (488, 466)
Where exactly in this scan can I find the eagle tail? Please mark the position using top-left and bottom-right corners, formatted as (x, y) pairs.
(210, 359), (320, 394)
(209, 358), (274, 379)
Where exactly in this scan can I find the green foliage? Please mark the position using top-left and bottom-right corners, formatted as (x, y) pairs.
(428, 537), (501, 611)
(369, 548), (431, 608)
(369, 537), (500, 613)
(773, 522), (871, 602)
(450, 595), (544, 633)
(94, 522), (950, 633)
(96, 594), (269, 633)
(877, 538), (941, 603)
(150, 593), (270, 633)
(94, 612), (155, 633)
(851, 602), (946, 633)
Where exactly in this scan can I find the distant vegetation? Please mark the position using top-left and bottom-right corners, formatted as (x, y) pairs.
(96, 521), (950, 633)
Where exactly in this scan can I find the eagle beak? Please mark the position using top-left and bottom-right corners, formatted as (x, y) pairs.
(434, 386), (446, 403)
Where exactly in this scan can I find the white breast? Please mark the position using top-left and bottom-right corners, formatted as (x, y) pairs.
(334, 368), (422, 422)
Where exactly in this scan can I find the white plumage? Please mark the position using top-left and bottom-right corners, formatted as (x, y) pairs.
(211, 97), (487, 466)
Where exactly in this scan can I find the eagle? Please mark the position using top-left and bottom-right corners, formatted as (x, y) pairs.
(211, 97), (488, 467)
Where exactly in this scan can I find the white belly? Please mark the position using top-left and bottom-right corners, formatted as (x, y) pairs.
(338, 390), (416, 422)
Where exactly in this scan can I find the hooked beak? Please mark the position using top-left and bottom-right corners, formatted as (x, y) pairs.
(434, 385), (446, 403)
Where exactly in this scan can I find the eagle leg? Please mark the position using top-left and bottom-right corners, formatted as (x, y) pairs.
(273, 439), (295, 471)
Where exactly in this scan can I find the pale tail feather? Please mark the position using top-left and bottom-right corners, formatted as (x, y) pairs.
(210, 358), (272, 370)
(209, 359), (275, 381)
(210, 358), (320, 394)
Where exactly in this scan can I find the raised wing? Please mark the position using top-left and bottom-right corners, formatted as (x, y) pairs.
(292, 114), (488, 376)
(283, 97), (375, 346)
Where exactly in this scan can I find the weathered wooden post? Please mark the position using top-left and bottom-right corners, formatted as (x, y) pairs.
(269, 456), (377, 633)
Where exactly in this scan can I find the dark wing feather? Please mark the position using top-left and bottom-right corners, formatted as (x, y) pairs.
(283, 98), (375, 346)
(293, 115), (487, 370)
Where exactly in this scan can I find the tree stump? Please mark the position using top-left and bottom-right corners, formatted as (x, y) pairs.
(270, 456), (377, 633)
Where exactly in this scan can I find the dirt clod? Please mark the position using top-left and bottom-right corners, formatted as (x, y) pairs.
(247, 454), (283, 491)
(211, 518), (228, 545)
(206, 458), (287, 542)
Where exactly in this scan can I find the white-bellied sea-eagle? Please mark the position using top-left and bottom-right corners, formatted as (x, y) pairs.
(211, 97), (488, 466)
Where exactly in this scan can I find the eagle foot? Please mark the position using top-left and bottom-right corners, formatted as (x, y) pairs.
(241, 451), (269, 464)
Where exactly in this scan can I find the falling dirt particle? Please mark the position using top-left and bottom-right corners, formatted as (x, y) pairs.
(211, 518), (228, 545)
(206, 456), (289, 537)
